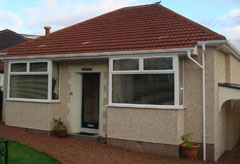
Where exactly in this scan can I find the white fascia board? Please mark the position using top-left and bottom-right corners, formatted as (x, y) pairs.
(1, 47), (196, 61)
(197, 40), (228, 46)
(224, 41), (240, 60)
(0, 53), (7, 57)
(197, 40), (240, 60)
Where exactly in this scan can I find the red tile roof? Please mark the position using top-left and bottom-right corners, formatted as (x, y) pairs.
(2, 3), (226, 58)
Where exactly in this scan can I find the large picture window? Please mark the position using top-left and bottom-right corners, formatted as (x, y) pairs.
(109, 56), (182, 107)
(8, 61), (59, 101)
(112, 74), (174, 105)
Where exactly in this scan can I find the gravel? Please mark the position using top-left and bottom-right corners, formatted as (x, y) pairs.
(0, 122), (238, 164)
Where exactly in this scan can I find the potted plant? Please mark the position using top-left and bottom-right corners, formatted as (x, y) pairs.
(181, 133), (200, 159)
(53, 118), (67, 138)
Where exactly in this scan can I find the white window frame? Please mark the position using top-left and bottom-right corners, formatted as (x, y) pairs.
(7, 60), (59, 102)
(108, 55), (183, 109)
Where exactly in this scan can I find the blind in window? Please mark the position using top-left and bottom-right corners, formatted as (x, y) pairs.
(112, 74), (174, 105)
(10, 75), (48, 99)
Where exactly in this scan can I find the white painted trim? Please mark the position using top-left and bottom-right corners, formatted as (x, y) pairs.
(7, 60), (60, 102)
(1, 47), (196, 61)
(109, 58), (113, 105)
(109, 55), (180, 107)
(111, 70), (175, 74)
(80, 128), (99, 134)
(218, 86), (240, 111)
(181, 57), (185, 105)
(10, 72), (48, 75)
(174, 56), (180, 105)
(107, 104), (185, 110)
(5, 98), (60, 103)
(26, 62), (30, 72)
(48, 61), (53, 101)
(0, 52), (7, 56)
(198, 40), (240, 60)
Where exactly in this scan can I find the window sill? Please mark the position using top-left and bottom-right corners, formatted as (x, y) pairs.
(106, 103), (185, 110)
(6, 98), (60, 103)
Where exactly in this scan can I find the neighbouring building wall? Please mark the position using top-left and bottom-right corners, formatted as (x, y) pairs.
(184, 48), (215, 160)
(107, 107), (184, 157)
(214, 51), (240, 161)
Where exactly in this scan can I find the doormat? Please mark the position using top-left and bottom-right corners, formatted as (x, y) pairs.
(78, 132), (97, 136)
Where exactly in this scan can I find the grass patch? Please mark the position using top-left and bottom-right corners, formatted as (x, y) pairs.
(0, 138), (62, 164)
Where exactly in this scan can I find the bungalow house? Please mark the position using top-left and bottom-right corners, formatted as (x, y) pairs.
(1, 2), (240, 161)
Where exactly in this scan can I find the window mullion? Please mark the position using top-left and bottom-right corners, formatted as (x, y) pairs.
(140, 57), (143, 72)
(109, 58), (113, 104)
(173, 56), (179, 106)
(27, 62), (30, 72)
(48, 61), (53, 101)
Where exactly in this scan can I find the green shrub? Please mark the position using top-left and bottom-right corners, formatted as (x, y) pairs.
(181, 133), (193, 146)
(53, 118), (66, 132)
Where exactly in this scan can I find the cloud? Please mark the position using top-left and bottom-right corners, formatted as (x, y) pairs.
(221, 9), (240, 25)
(0, 9), (23, 32)
(23, 0), (139, 34)
(215, 9), (240, 49)
(219, 25), (240, 49)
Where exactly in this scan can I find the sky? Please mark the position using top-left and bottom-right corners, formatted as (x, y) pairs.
(1, 0), (240, 49)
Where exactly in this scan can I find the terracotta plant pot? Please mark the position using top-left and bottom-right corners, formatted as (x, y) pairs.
(181, 143), (200, 159)
(56, 130), (67, 138)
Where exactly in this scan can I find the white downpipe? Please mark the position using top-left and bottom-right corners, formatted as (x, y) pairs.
(187, 44), (206, 161)
(202, 44), (206, 161)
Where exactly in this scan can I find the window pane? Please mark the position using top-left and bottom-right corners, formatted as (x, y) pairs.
(30, 62), (48, 72)
(112, 74), (174, 105)
(10, 75), (48, 99)
(144, 57), (173, 70)
(11, 63), (27, 72)
(52, 62), (59, 100)
(113, 59), (139, 71)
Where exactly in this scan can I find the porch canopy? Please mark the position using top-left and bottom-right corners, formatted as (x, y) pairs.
(219, 83), (240, 111)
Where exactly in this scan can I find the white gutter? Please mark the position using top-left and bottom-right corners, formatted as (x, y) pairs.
(0, 53), (7, 57)
(198, 40), (240, 60)
(1, 47), (196, 61)
(187, 44), (206, 161)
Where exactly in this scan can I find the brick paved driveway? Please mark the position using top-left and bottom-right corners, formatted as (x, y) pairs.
(0, 123), (239, 164)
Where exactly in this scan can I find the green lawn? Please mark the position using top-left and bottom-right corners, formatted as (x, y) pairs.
(0, 138), (62, 164)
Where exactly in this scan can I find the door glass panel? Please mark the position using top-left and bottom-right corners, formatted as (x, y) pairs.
(82, 74), (99, 129)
